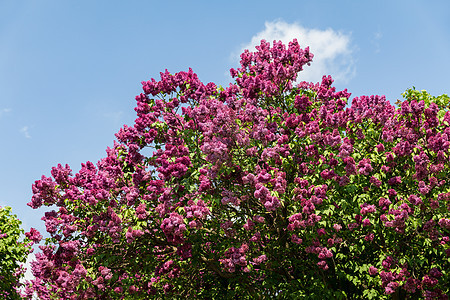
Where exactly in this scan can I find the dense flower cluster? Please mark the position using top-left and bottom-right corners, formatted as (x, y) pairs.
(24, 40), (449, 299)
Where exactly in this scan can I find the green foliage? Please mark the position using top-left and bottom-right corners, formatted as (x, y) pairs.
(0, 206), (32, 299)
(401, 87), (450, 111)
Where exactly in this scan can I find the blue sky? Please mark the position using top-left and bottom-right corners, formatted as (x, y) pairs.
(1, 0), (449, 269)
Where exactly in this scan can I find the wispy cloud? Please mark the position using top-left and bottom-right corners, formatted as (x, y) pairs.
(0, 108), (12, 118)
(20, 126), (31, 138)
(371, 30), (383, 54)
(236, 20), (356, 84)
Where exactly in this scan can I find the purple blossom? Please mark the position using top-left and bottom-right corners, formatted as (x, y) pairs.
(338, 137), (353, 159)
(378, 197), (391, 210)
(438, 218), (450, 230)
(382, 256), (395, 269)
(376, 143), (385, 152)
(408, 194), (423, 206)
(333, 224), (342, 232)
(243, 218), (255, 231)
(360, 203), (376, 215)
(384, 281), (399, 295)
(369, 176), (382, 187)
(388, 189), (397, 199)
(135, 203), (148, 220)
(368, 266), (378, 276)
(25, 228), (43, 243)
(365, 233), (374, 241)
(338, 175), (350, 186)
(291, 234), (303, 244)
(418, 181), (430, 195)
(387, 176), (402, 186)
(357, 158), (373, 175)
(344, 157), (357, 175)
(253, 254), (267, 265)
(161, 213), (186, 243)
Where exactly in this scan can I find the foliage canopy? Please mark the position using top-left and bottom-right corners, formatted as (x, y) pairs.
(0, 206), (35, 299)
(25, 40), (449, 299)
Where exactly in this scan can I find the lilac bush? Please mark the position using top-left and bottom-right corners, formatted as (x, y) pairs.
(24, 40), (449, 299)
(0, 206), (37, 299)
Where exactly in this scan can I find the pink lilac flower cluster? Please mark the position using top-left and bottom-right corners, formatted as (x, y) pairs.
(22, 40), (449, 298)
(24, 227), (43, 243)
(218, 244), (249, 273)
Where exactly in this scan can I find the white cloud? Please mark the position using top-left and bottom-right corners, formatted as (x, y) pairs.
(238, 20), (356, 84)
(20, 126), (31, 138)
(371, 30), (383, 54)
(0, 108), (12, 117)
